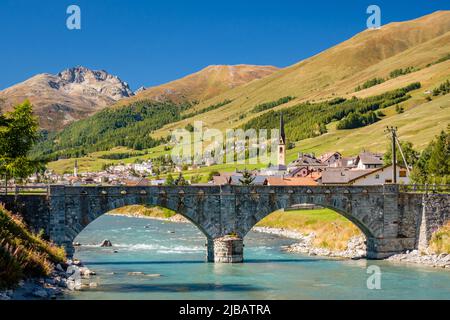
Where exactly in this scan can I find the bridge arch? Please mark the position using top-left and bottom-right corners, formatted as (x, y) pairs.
(56, 186), (220, 257)
(232, 185), (385, 240)
(243, 203), (374, 240)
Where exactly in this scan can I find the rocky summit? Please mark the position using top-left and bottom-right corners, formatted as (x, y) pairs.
(0, 66), (134, 131)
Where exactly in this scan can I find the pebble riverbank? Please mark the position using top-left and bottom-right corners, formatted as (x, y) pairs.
(253, 226), (367, 259)
(252, 226), (450, 269)
(0, 259), (97, 300)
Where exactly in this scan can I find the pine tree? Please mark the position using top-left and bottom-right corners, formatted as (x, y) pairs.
(165, 174), (175, 186)
(239, 169), (255, 185)
(427, 131), (450, 177)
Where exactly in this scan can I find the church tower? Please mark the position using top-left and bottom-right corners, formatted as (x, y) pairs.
(278, 112), (286, 166)
(74, 159), (78, 178)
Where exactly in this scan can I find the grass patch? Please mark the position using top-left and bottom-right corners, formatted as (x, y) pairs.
(256, 208), (363, 250)
(0, 205), (66, 289)
(428, 221), (450, 254)
(108, 205), (177, 219)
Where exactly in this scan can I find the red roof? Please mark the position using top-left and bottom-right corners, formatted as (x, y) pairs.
(266, 177), (318, 186)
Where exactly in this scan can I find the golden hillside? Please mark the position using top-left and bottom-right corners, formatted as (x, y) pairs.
(118, 64), (279, 105)
(150, 11), (450, 138)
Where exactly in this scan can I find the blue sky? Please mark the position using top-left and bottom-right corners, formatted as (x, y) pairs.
(0, 0), (448, 90)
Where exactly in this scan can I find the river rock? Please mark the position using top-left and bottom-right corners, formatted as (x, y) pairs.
(100, 239), (113, 247)
(0, 292), (11, 300)
(146, 274), (161, 278)
(32, 289), (49, 299)
(56, 264), (65, 272)
(66, 279), (82, 291)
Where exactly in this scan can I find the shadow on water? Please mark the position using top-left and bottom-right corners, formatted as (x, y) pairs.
(82, 258), (330, 266)
(87, 283), (264, 293)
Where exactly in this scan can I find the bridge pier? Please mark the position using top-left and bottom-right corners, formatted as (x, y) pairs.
(208, 236), (244, 263)
(366, 237), (416, 259)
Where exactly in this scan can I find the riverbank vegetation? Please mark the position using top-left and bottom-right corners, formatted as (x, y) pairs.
(255, 209), (362, 251)
(428, 221), (450, 254)
(0, 206), (65, 289)
(109, 205), (177, 219)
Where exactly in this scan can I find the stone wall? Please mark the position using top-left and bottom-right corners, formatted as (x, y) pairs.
(0, 195), (49, 236)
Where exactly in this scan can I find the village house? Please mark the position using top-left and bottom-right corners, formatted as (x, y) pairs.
(318, 152), (342, 166)
(264, 176), (318, 186)
(355, 151), (384, 169)
(320, 165), (409, 185)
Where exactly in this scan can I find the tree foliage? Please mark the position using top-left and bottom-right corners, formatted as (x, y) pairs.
(251, 96), (295, 113)
(239, 169), (255, 185)
(383, 140), (419, 167)
(411, 131), (450, 184)
(0, 100), (41, 184)
(243, 83), (421, 142)
(32, 100), (193, 160)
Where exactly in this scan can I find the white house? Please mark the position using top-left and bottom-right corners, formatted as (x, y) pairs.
(350, 165), (409, 185)
(355, 152), (384, 170)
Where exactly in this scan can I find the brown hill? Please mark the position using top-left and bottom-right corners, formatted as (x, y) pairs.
(0, 66), (134, 131)
(151, 10), (450, 138)
(121, 64), (279, 105)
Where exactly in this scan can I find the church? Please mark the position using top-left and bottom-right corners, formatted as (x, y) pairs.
(259, 112), (288, 176)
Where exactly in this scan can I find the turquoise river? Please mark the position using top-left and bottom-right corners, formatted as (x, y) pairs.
(67, 215), (450, 300)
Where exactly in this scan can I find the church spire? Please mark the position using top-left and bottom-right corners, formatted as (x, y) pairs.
(74, 159), (78, 178)
(279, 112), (286, 145)
(277, 112), (286, 166)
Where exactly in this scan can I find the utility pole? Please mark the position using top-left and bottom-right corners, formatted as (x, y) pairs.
(386, 126), (397, 184)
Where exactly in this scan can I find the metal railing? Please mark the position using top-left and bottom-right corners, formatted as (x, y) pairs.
(0, 185), (50, 196)
(399, 184), (450, 194)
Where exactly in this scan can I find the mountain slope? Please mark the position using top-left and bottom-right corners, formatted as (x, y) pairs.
(0, 66), (134, 131)
(119, 64), (279, 104)
(150, 10), (450, 138)
(36, 11), (450, 168)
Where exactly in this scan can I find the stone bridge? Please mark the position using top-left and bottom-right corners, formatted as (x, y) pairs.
(0, 185), (448, 262)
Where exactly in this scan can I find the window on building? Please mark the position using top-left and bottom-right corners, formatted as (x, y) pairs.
(375, 174), (380, 179)
(399, 170), (407, 177)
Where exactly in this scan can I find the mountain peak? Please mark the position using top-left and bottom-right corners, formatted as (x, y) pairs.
(0, 66), (134, 130)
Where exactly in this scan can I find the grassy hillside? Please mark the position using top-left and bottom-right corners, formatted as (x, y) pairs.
(46, 89), (449, 176)
(116, 65), (279, 105)
(43, 11), (450, 174)
(149, 11), (450, 139)
(0, 206), (65, 289)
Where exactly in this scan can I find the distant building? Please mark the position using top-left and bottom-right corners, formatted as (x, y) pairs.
(330, 156), (357, 168)
(355, 151), (384, 170)
(74, 160), (78, 178)
(278, 112), (286, 167)
(287, 152), (327, 177)
(265, 176), (318, 186)
(320, 165), (409, 185)
(259, 113), (287, 176)
(150, 179), (166, 186)
(318, 152), (342, 166)
(350, 165), (409, 185)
